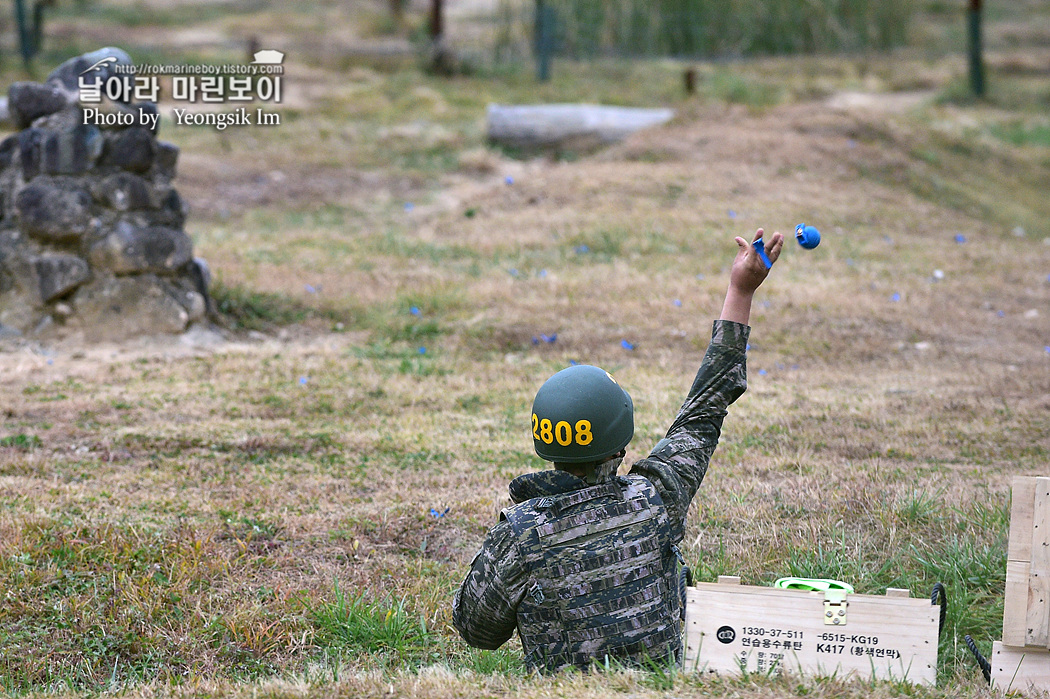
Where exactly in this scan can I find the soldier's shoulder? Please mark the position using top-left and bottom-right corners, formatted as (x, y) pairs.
(500, 496), (550, 534)
(618, 472), (666, 505)
(621, 472), (656, 491)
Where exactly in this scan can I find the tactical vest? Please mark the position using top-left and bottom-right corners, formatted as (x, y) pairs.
(500, 474), (681, 672)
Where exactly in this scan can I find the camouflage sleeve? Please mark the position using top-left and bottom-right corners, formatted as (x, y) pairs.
(452, 519), (528, 650)
(628, 319), (749, 541)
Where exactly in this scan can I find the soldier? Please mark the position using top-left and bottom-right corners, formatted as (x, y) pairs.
(453, 229), (784, 672)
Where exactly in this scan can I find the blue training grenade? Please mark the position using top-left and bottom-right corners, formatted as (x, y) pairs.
(752, 224), (821, 269)
(795, 223), (821, 249)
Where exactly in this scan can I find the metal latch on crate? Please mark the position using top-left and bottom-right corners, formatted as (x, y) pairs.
(774, 578), (853, 626)
(824, 589), (848, 625)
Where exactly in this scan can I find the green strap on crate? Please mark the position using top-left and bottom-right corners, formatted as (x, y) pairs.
(774, 577), (854, 594)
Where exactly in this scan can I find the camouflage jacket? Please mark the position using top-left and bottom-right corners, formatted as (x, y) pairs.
(452, 320), (750, 657)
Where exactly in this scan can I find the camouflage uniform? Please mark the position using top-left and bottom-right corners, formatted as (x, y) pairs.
(453, 320), (749, 671)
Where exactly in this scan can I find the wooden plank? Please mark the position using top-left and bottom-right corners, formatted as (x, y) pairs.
(1009, 477), (1037, 562)
(991, 641), (1050, 693)
(1004, 560), (1033, 647)
(684, 583), (938, 685)
(1026, 478), (1050, 647)
(717, 575), (741, 586)
(885, 588), (910, 598)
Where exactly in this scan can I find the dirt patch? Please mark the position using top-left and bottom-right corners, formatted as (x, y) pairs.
(824, 90), (937, 113)
(175, 155), (402, 219)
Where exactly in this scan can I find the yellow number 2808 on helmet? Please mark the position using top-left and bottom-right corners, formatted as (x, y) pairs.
(530, 364), (633, 464)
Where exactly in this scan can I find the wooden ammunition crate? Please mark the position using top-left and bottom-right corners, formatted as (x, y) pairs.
(991, 642), (1050, 691)
(991, 476), (1050, 693)
(684, 576), (940, 685)
(1002, 477), (1050, 649)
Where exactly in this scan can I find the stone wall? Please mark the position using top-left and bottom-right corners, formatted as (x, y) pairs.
(0, 48), (213, 342)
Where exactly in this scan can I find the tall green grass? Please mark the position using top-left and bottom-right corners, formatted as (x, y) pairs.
(309, 585), (436, 666)
(514, 0), (915, 58)
(307, 584), (525, 674)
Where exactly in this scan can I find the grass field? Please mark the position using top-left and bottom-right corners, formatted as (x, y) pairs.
(1, 0), (1049, 696)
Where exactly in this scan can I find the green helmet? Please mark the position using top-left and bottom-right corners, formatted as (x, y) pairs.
(530, 364), (634, 464)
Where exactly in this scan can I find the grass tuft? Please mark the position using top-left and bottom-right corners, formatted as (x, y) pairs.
(211, 280), (349, 332)
(0, 434), (42, 449)
(308, 584), (439, 668)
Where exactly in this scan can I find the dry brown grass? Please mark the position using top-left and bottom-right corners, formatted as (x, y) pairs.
(30, 667), (1008, 699)
(2, 1), (1050, 696)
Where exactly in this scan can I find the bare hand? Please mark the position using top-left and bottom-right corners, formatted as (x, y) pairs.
(730, 228), (783, 296)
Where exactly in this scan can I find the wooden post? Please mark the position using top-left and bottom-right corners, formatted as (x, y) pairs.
(1001, 477), (1050, 648)
(1004, 477), (1036, 646)
(684, 67), (697, 95)
(390, 0), (405, 26)
(246, 36), (261, 64)
(428, 0), (453, 75)
(991, 642), (1050, 691)
(1027, 478), (1050, 647)
(967, 0), (985, 97)
(993, 476), (1050, 693)
(430, 0), (444, 41)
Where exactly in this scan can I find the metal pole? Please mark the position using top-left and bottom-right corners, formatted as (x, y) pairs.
(535, 0), (554, 82)
(968, 0), (985, 98)
(15, 0), (33, 65)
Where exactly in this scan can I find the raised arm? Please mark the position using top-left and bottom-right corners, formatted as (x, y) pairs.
(629, 229), (782, 540)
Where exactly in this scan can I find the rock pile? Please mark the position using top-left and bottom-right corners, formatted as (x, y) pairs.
(0, 48), (213, 342)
